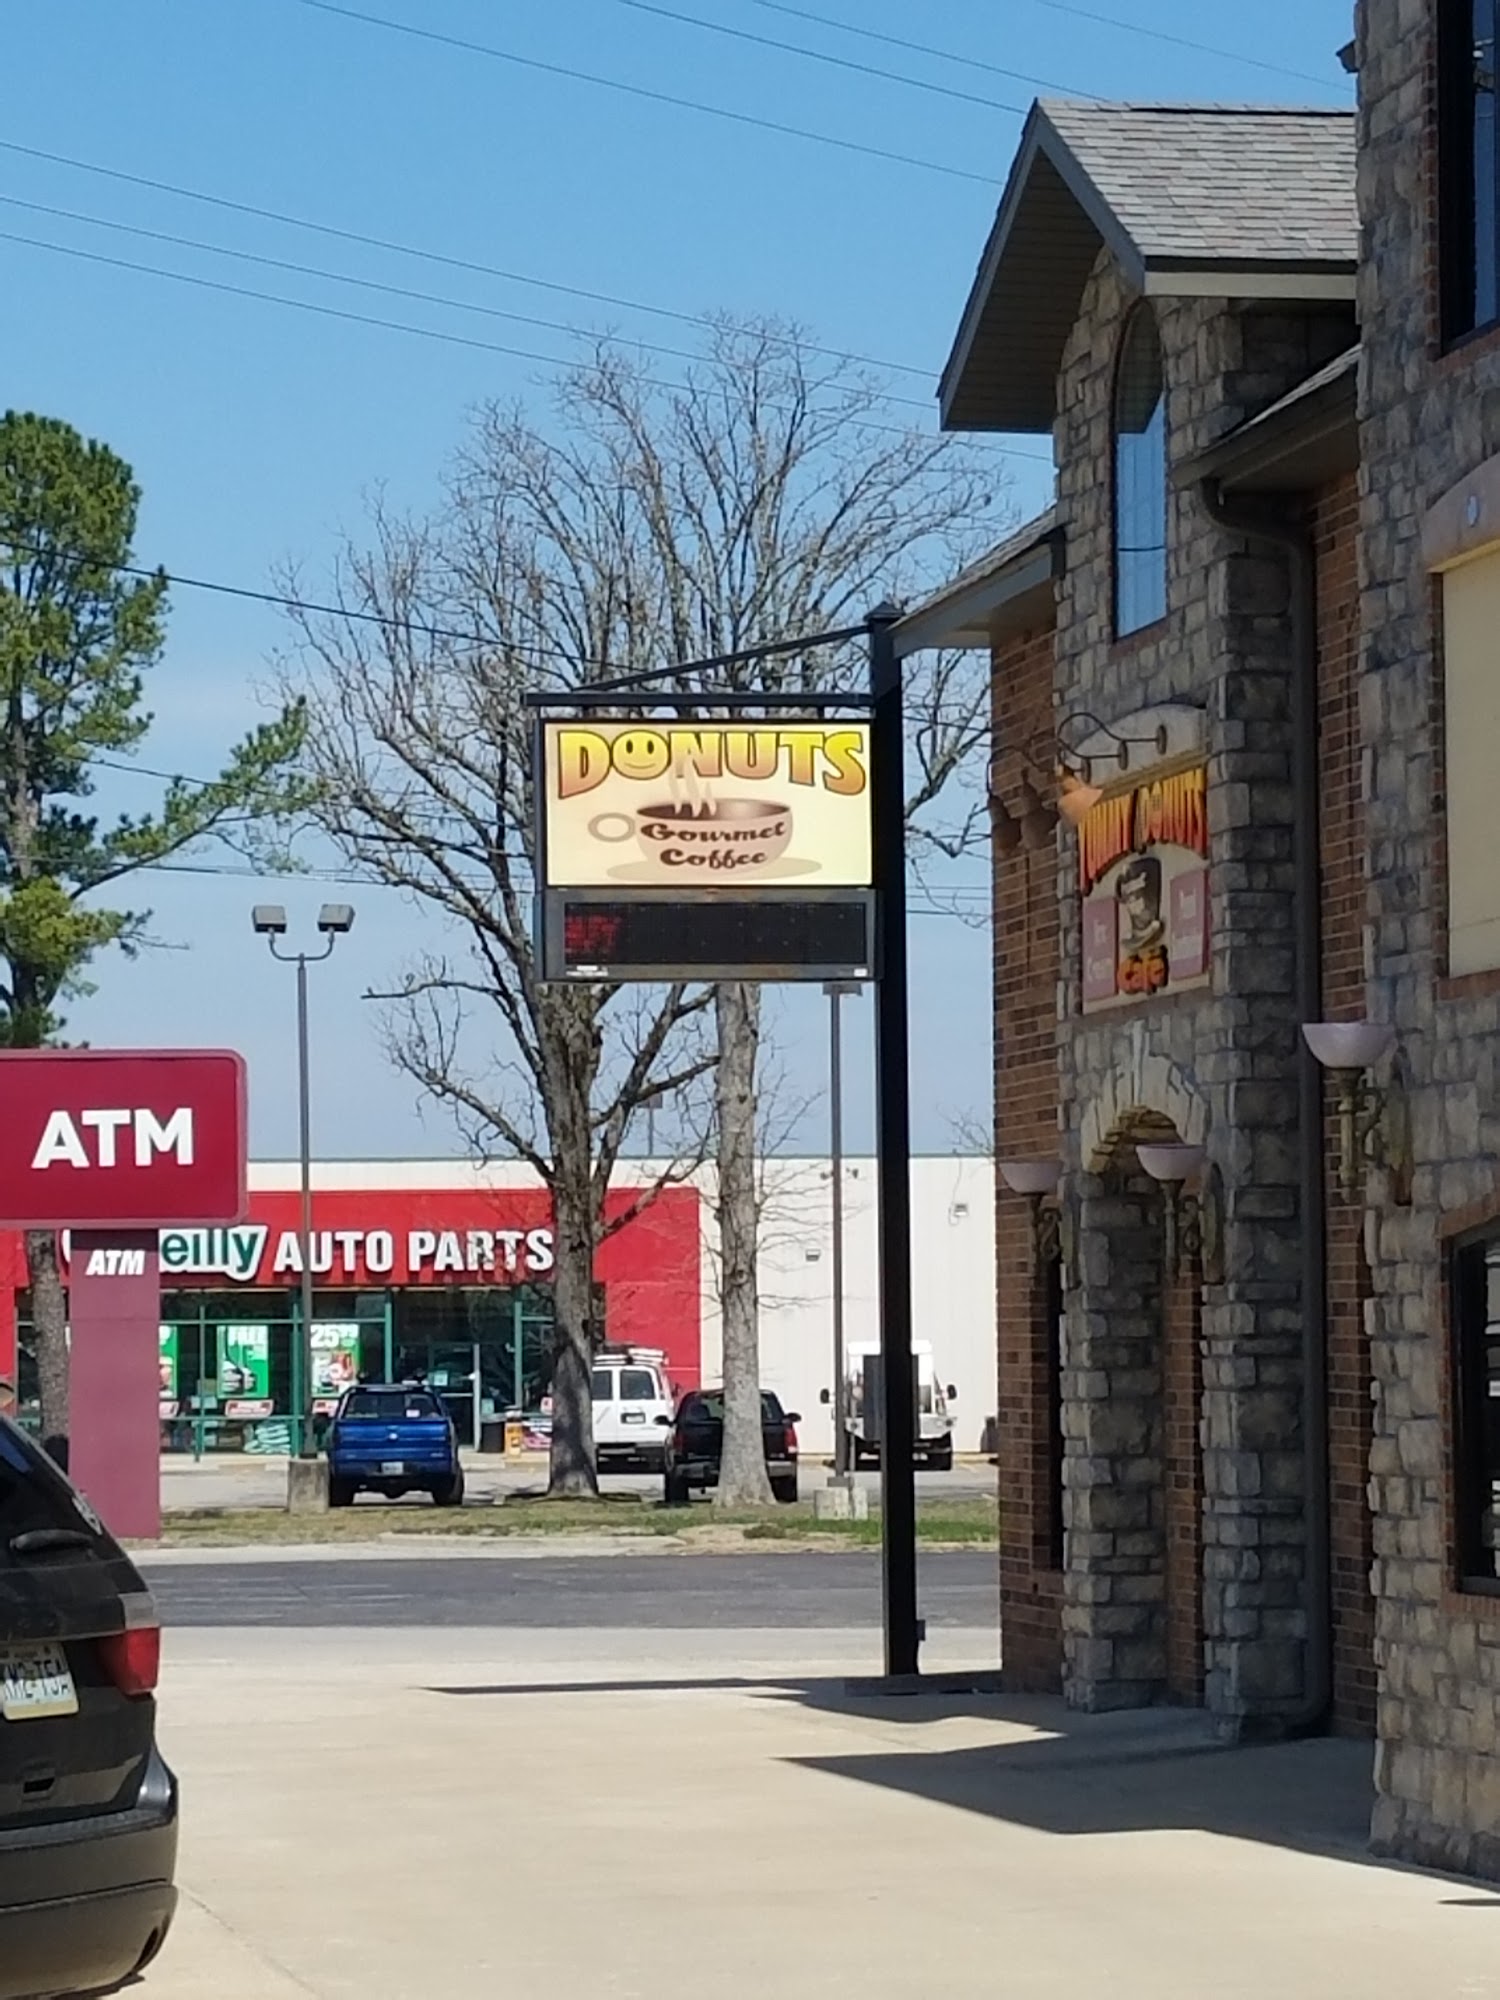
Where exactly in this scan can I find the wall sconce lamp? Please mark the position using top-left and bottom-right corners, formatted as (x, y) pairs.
(992, 717), (1172, 847)
(1301, 1022), (1413, 1203)
(1135, 1142), (1225, 1283)
(1053, 714), (1170, 782)
(998, 1158), (1062, 1269)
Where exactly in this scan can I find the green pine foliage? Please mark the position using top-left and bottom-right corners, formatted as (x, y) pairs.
(0, 410), (308, 1048)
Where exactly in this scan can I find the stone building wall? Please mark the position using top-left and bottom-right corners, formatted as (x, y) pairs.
(1050, 247), (1355, 1724)
(1358, 0), (1500, 1874)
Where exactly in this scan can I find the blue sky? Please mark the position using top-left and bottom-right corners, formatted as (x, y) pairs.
(1, 0), (1354, 1159)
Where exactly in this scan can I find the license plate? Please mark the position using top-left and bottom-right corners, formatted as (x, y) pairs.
(381, 1460), (404, 1475)
(0, 1642), (78, 1721)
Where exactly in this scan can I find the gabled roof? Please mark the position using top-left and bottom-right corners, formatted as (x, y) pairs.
(941, 99), (1358, 434)
(895, 508), (1061, 658)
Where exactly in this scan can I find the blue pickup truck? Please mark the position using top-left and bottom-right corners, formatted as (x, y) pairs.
(325, 1383), (465, 1508)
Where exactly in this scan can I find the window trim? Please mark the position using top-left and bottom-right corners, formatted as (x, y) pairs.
(1450, 1223), (1500, 1595)
(1438, 0), (1500, 348)
(1111, 302), (1169, 641)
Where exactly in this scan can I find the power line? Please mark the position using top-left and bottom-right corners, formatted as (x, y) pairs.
(613, 0), (1033, 113)
(3, 225), (1031, 456)
(0, 536), (894, 686)
(0, 137), (935, 383)
(745, 0), (1095, 92)
(0, 191), (937, 417)
(746, 0), (1343, 94)
(1022, 0), (1344, 89)
(290, 0), (996, 186)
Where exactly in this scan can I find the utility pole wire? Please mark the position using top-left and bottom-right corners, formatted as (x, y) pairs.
(0, 191), (936, 416)
(291, 0), (997, 185)
(0, 137), (935, 382)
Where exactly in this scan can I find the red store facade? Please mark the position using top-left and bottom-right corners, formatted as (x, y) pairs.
(0, 1178), (701, 1454)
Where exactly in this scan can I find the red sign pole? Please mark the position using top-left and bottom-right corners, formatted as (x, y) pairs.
(69, 1231), (162, 1541)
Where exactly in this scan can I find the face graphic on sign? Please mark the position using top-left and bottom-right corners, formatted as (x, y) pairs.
(1117, 855), (1165, 954)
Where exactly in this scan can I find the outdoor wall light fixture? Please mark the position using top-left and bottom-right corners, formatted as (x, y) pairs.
(1057, 771), (1105, 828)
(1135, 1142), (1225, 1284)
(998, 1158), (1062, 1270)
(991, 716), (1172, 850)
(1301, 1022), (1412, 1203)
(1053, 713), (1170, 783)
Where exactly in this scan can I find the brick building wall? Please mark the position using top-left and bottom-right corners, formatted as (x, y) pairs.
(1312, 471), (1376, 1737)
(992, 620), (1064, 1690)
(1359, 0), (1500, 1874)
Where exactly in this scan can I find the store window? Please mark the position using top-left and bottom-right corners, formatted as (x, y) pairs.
(1113, 304), (1168, 637)
(393, 1287), (554, 1445)
(1452, 1227), (1500, 1591)
(1439, 0), (1500, 344)
(159, 1288), (389, 1455)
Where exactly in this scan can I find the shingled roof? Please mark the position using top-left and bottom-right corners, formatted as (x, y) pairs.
(941, 99), (1357, 434)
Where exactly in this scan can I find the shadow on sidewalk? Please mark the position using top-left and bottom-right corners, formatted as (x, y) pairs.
(429, 1667), (1394, 1875)
(788, 1698), (1379, 1867)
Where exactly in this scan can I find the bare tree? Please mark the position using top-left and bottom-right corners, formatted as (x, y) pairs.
(289, 321), (1000, 1504)
(520, 325), (1002, 1501)
(283, 508), (714, 1498)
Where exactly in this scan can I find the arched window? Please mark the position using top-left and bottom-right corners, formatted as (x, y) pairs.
(1113, 305), (1168, 636)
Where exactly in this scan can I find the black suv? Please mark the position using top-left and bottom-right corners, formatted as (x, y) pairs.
(660, 1389), (801, 1505)
(0, 1417), (177, 1999)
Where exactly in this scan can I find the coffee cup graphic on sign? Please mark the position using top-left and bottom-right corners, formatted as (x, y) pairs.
(587, 796), (793, 878)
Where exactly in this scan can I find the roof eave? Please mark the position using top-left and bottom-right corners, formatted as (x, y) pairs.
(1175, 369), (1358, 494)
(938, 103), (1145, 435)
(894, 530), (1064, 658)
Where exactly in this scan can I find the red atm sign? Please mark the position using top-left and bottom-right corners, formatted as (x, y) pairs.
(0, 1050), (248, 1229)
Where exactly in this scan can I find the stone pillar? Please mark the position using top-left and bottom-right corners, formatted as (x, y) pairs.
(1062, 1167), (1166, 1710)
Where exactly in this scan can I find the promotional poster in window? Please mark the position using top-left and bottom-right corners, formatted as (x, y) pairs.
(1079, 763), (1210, 1011)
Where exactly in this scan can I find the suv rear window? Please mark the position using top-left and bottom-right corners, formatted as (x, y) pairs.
(0, 1419), (105, 1544)
(620, 1369), (660, 1402)
(590, 1368), (615, 1402)
(341, 1390), (442, 1421)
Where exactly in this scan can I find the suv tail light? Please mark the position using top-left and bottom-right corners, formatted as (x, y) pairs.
(99, 1625), (161, 1697)
(784, 1422), (798, 1454)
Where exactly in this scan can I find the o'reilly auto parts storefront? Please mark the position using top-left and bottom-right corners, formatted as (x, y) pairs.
(0, 1177), (701, 1454)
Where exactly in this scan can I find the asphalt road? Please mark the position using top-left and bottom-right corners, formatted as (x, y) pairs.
(142, 1551), (998, 1630)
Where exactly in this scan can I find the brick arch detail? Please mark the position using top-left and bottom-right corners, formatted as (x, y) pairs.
(1080, 1019), (1210, 1171)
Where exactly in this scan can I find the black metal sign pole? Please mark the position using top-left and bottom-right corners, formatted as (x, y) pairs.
(868, 602), (920, 1679)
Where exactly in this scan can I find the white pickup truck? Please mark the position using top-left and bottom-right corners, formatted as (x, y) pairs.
(590, 1346), (675, 1472)
(839, 1340), (957, 1471)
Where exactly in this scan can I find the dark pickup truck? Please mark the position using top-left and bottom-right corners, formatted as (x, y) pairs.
(659, 1389), (800, 1505)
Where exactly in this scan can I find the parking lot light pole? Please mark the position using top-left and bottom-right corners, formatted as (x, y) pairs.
(252, 903), (355, 1459)
(823, 980), (862, 1481)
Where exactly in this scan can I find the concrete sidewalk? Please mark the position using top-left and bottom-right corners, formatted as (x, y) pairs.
(137, 1626), (1500, 2000)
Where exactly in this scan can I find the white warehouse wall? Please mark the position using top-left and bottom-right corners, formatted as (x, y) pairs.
(695, 1155), (996, 1456)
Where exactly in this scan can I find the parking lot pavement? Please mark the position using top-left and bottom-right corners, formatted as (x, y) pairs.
(138, 1624), (1500, 2000)
(160, 1452), (996, 1511)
